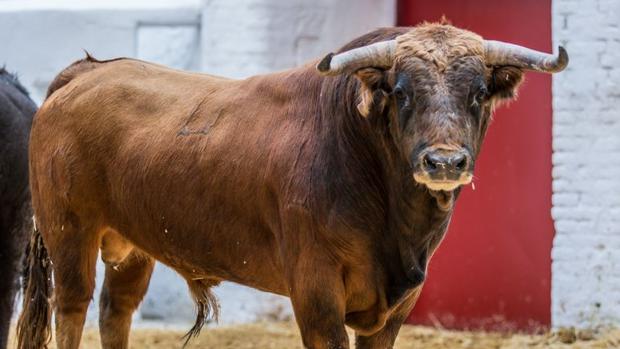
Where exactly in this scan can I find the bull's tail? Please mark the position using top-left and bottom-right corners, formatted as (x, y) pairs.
(16, 220), (52, 349)
(182, 279), (220, 347)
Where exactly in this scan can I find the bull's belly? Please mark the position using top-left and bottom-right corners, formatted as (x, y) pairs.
(100, 221), (409, 336)
(101, 221), (290, 297)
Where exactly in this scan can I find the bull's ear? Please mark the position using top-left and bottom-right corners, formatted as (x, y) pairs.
(355, 67), (390, 117)
(488, 66), (524, 102)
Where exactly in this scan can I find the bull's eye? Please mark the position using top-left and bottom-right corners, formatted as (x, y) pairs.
(394, 83), (413, 130)
(471, 88), (488, 108)
(394, 86), (407, 102)
(393, 85), (413, 112)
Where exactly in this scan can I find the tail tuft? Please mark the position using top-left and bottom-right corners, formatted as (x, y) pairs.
(182, 279), (220, 347)
(16, 223), (52, 349)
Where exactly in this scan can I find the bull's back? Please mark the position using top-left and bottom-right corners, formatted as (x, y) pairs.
(34, 59), (263, 197)
(31, 59), (213, 206)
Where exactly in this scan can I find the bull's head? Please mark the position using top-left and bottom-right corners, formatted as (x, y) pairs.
(318, 24), (567, 197)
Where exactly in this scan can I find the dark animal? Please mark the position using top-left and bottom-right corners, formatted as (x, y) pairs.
(0, 68), (36, 348)
(18, 23), (567, 349)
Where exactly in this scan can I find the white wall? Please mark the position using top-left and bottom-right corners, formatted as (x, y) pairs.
(551, 0), (620, 328)
(201, 0), (396, 78)
(0, 0), (202, 104)
(0, 0), (395, 326)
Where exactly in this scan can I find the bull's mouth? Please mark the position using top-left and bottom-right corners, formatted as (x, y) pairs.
(413, 172), (473, 191)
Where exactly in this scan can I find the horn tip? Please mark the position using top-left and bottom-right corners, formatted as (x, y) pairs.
(556, 46), (569, 71)
(317, 53), (335, 74)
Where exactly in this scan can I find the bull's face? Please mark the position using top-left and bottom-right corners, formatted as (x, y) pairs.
(393, 54), (520, 192)
(395, 56), (486, 192)
(318, 24), (567, 194)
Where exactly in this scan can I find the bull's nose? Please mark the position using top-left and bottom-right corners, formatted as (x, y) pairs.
(422, 151), (470, 179)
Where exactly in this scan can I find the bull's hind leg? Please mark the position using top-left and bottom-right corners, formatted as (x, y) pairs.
(98, 246), (154, 349)
(43, 214), (101, 349)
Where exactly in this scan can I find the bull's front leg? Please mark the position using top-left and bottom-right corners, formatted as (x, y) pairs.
(355, 288), (422, 349)
(281, 205), (350, 349)
(287, 250), (349, 349)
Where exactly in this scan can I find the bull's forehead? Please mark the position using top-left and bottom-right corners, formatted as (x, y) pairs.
(395, 24), (484, 70)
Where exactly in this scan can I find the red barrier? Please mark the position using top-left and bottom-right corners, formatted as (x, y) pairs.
(398, 0), (554, 331)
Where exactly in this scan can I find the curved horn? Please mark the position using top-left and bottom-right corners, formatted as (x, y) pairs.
(317, 40), (397, 76)
(484, 40), (569, 73)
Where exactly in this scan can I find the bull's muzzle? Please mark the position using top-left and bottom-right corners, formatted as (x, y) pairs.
(413, 147), (473, 191)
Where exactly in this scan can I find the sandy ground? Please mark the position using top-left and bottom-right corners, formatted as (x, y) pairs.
(8, 322), (620, 348)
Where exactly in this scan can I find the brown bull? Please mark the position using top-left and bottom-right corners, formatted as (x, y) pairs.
(18, 23), (567, 349)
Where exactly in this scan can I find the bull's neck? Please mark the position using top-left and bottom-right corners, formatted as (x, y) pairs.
(389, 177), (454, 254)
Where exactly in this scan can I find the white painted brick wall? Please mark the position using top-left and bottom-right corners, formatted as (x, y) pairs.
(137, 25), (201, 71)
(552, 0), (620, 328)
(201, 0), (395, 78)
(0, 0), (202, 104)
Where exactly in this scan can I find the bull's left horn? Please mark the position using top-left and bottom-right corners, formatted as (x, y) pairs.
(484, 40), (569, 73)
(317, 40), (397, 76)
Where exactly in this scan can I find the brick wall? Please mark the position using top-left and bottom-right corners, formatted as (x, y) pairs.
(201, 0), (395, 78)
(551, 0), (620, 328)
(0, 1), (202, 104)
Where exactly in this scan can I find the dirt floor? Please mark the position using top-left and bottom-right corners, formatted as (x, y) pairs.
(8, 322), (620, 348)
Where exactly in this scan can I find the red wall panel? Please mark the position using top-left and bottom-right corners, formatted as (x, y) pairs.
(398, 0), (554, 331)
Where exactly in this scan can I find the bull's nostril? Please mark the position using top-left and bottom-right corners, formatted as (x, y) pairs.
(423, 154), (436, 170)
(455, 157), (467, 171)
(419, 149), (471, 179)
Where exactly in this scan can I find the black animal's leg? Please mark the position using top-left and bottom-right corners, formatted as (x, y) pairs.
(0, 224), (20, 349)
(99, 251), (154, 349)
(354, 289), (421, 349)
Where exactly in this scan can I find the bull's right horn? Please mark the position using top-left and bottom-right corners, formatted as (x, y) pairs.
(317, 40), (397, 76)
